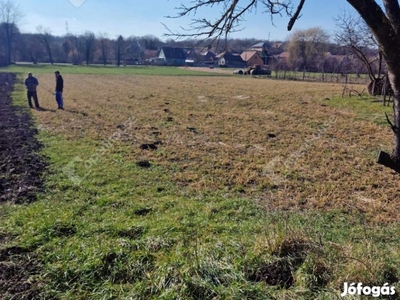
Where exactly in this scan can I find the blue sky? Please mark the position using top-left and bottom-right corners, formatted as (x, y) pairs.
(17, 0), (357, 41)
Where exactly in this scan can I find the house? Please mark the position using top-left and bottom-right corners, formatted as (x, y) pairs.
(158, 47), (186, 66)
(270, 42), (283, 49)
(268, 42), (286, 57)
(248, 41), (276, 64)
(147, 57), (166, 66)
(183, 48), (198, 61)
(215, 51), (245, 68)
(141, 49), (159, 64)
(198, 50), (216, 65)
(240, 50), (264, 67)
(124, 41), (142, 65)
(250, 42), (270, 52)
(183, 48), (199, 66)
(273, 51), (289, 62)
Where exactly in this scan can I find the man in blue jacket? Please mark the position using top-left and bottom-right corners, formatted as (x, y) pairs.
(24, 72), (40, 110)
(55, 71), (64, 110)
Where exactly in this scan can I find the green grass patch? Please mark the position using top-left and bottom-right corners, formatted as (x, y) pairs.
(3, 120), (400, 299)
(1, 64), (230, 76)
(323, 95), (393, 126)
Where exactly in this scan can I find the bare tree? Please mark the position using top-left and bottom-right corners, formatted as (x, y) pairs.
(18, 33), (45, 64)
(60, 34), (81, 64)
(334, 11), (383, 93)
(125, 36), (143, 64)
(61, 37), (73, 63)
(286, 27), (329, 73)
(115, 35), (125, 66)
(98, 32), (110, 65)
(0, 0), (23, 64)
(37, 26), (54, 64)
(141, 35), (162, 50)
(82, 31), (95, 65)
(170, 0), (400, 172)
(65, 33), (84, 65)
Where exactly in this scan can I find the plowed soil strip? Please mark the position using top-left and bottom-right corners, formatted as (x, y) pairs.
(0, 72), (47, 204)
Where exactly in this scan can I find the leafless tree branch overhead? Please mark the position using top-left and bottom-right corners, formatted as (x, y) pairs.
(165, 0), (298, 39)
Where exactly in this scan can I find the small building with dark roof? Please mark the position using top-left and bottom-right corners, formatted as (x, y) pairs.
(240, 50), (265, 67)
(159, 47), (187, 66)
(198, 50), (216, 65)
(250, 42), (271, 52)
(215, 51), (245, 68)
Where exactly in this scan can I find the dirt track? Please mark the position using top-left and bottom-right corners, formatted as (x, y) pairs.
(0, 72), (46, 299)
(178, 66), (235, 74)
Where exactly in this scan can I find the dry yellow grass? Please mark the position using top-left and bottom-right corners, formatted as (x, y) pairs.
(33, 74), (398, 222)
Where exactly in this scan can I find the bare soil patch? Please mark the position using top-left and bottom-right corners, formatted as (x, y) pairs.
(0, 73), (47, 204)
(0, 246), (42, 299)
(178, 66), (235, 75)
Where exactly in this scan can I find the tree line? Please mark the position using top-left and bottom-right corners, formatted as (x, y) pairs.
(0, 24), (273, 66)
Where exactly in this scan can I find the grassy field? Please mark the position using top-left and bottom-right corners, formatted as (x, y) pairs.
(5, 63), (234, 76)
(1, 65), (399, 299)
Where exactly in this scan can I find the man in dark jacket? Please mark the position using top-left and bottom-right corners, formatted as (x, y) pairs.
(55, 71), (64, 109)
(24, 72), (40, 110)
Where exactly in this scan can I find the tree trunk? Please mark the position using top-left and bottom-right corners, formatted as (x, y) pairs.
(102, 47), (107, 66)
(86, 49), (90, 65)
(377, 150), (400, 172)
(391, 80), (400, 162)
(346, 0), (400, 172)
(45, 43), (53, 65)
(5, 25), (12, 64)
(377, 70), (400, 172)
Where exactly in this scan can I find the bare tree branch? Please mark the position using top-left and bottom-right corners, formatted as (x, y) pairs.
(334, 11), (379, 82)
(37, 26), (54, 64)
(287, 0), (305, 31)
(164, 0), (296, 43)
(385, 112), (397, 133)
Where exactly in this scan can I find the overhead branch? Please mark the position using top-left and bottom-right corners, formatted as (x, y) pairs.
(164, 0), (249, 41)
(165, 0), (295, 42)
(171, 0), (226, 18)
(350, 45), (376, 81)
(287, 0), (305, 31)
(347, 0), (399, 57)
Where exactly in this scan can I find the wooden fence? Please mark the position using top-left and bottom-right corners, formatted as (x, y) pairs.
(271, 70), (370, 85)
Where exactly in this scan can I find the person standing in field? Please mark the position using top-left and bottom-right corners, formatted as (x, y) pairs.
(24, 72), (40, 110)
(55, 71), (64, 110)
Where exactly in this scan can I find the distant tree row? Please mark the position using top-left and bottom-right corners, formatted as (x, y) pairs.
(1, 25), (268, 66)
(17, 31), (166, 66)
